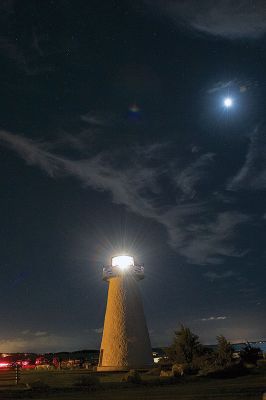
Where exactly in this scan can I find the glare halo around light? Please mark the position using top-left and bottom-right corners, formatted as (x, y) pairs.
(112, 255), (134, 270)
(224, 97), (233, 108)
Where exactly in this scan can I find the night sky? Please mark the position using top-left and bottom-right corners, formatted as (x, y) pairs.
(0, 0), (266, 353)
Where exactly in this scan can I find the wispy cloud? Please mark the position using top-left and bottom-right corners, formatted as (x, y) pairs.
(0, 129), (250, 265)
(146, 0), (266, 39)
(208, 80), (236, 94)
(201, 316), (227, 322)
(0, 333), (92, 353)
(0, 3), (55, 76)
(21, 330), (30, 335)
(204, 270), (235, 280)
(93, 328), (103, 334)
(81, 113), (110, 127)
(169, 211), (249, 265)
(175, 153), (215, 200)
(34, 331), (48, 337)
(228, 127), (266, 190)
(207, 79), (256, 94)
(20, 330), (48, 337)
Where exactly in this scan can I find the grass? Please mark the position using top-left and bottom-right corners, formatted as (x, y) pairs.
(0, 368), (265, 399)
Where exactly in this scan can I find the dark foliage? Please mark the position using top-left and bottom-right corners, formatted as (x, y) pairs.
(240, 343), (262, 365)
(198, 362), (248, 379)
(167, 325), (205, 372)
(215, 335), (234, 367)
(121, 369), (142, 384)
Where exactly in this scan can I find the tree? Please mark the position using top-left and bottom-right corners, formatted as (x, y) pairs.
(167, 325), (204, 365)
(240, 343), (261, 365)
(215, 335), (234, 366)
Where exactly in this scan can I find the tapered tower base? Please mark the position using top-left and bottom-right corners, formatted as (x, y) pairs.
(97, 261), (153, 372)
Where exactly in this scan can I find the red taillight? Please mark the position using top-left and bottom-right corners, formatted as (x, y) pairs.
(0, 362), (11, 368)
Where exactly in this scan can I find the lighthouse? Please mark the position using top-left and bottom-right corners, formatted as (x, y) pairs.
(97, 255), (153, 371)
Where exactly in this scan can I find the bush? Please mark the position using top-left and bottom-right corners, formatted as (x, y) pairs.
(121, 369), (142, 384)
(240, 343), (262, 365)
(257, 359), (266, 369)
(215, 335), (234, 367)
(198, 362), (248, 379)
(160, 370), (173, 377)
(191, 352), (215, 373)
(167, 325), (204, 365)
(74, 374), (99, 387)
(196, 335), (236, 377)
(171, 363), (196, 376)
(145, 367), (161, 376)
(172, 363), (184, 377)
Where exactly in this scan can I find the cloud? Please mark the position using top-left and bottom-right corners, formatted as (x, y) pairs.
(34, 331), (48, 337)
(146, 0), (266, 39)
(163, 209), (250, 264)
(81, 113), (109, 127)
(0, 328), (104, 352)
(20, 330), (48, 337)
(228, 127), (266, 190)
(207, 79), (258, 97)
(21, 330), (30, 335)
(207, 80), (236, 94)
(0, 4), (54, 76)
(0, 129), (250, 265)
(175, 153), (215, 199)
(0, 334), (74, 353)
(207, 79), (256, 94)
(0, 34), (54, 76)
(0, 338), (27, 353)
(204, 270), (235, 280)
(93, 328), (103, 334)
(201, 316), (227, 322)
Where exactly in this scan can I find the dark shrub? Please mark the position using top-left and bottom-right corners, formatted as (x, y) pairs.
(172, 363), (184, 377)
(167, 325), (204, 365)
(215, 335), (234, 367)
(122, 369), (142, 383)
(198, 362), (248, 379)
(145, 366), (161, 376)
(240, 343), (262, 365)
(160, 370), (173, 377)
(257, 359), (266, 369)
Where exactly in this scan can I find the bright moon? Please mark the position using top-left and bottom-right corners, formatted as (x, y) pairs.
(224, 97), (233, 108)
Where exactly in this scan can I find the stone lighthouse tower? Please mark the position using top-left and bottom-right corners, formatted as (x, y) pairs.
(97, 255), (153, 371)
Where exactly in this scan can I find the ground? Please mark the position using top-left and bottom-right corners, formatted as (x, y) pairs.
(0, 368), (265, 399)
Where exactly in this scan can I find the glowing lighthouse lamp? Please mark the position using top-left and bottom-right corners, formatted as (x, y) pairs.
(112, 255), (134, 270)
(97, 255), (153, 371)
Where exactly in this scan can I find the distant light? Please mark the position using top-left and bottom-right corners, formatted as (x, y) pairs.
(224, 97), (233, 108)
(112, 255), (134, 270)
(0, 362), (11, 368)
